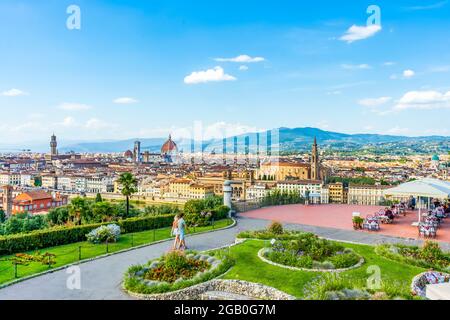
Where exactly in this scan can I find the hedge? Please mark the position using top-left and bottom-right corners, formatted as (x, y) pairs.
(0, 214), (175, 255)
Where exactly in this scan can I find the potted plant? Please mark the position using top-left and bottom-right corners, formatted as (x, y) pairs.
(352, 216), (364, 230)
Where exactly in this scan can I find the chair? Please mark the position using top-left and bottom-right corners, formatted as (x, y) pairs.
(419, 224), (437, 238)
(363, 216), (380, 231)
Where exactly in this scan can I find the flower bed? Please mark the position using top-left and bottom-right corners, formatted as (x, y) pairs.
(375, 241), (450, 272)
(302, 273), (409, 300)
(237, 230), (306, 241)
(123, 250), (233, 295)
(260, 234), (363, 271)
(411, 271), (450, 297)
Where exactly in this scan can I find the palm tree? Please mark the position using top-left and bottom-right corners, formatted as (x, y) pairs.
(117, 172), (138, 217)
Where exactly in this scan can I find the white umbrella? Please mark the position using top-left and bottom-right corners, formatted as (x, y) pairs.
(384, 178), (450, 223)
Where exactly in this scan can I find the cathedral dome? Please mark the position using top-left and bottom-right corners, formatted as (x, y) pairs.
(124, 150), (133, 158)
(161, 135), (178, 154)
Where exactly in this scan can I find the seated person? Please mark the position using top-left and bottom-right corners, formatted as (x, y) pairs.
(385, 208), (394, 220)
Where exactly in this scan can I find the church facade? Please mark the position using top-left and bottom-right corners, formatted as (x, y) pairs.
(257, 138), (326, 182)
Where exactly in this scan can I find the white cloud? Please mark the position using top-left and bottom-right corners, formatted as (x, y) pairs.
(390, 69), (416, 80)
(394, 90), (450, 110)
(214, 54), (265, 63)
(428, 65), (450, 73)
(60, 116), (77, 127)
(239, 65), (249, 71)
(403, 69), (415, 78)
(85, 118), (113, 130)
(388, 126), (410, 135)
(383, 61), (396, 66)
(58, 102), (92, 111)
(316, 121), (330, 130)
(1, 88), (28, 97)
(327, 90), (342, 95)
(113, 97), (139, 104)
(358, 96), (392, 107)
(405, 1), (448, 11)
(202, 122), (263, 139)
(136, 122), (264, 140)
(184, 66), (236, 84)
(339, 24), (382, 43)
(341, 63), (372, 70)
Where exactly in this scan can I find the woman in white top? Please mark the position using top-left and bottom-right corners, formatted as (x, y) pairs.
(171, 215), (180, 250)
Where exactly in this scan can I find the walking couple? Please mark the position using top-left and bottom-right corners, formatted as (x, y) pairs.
(171, 213), (189, 250)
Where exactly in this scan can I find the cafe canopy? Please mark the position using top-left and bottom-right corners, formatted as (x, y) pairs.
(384, 178), (450, 199)
(384, 178), (450, 223)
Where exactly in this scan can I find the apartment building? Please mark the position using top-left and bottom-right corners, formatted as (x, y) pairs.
(328, 182), (347, 204)
(347, 184), (390, 206)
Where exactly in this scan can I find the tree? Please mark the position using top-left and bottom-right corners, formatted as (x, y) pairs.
(184, 200), (205, 215)
(47, 207), (70, 225)
(69, 197), (90, 225)
(34, 176), (42, 187)
(92, 201), (115, 222)
(3, 216), (23, 234)
(117, 172), (138, 218)
(95, 193), (103, 203)
(0, 209), (5, 223)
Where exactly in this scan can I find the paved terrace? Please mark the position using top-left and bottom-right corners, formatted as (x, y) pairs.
(0, 210), (449, 300)
(242, 204), (450, 243)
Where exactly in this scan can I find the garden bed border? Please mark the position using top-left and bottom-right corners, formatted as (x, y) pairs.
(124, 279), (296, 300)
(257, 247), (365, 273)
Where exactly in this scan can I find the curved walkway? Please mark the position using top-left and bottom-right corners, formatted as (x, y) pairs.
(0, 216), (447, 300)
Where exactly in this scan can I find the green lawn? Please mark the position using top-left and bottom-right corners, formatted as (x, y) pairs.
(220, 240), (426, 299)
(0, 218), (233, 286)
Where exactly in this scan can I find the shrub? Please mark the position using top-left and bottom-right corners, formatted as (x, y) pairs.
(303, 274), (361, 300)
(143, 204), (180, 216)
(237, 229), (306, 240)
(0, 214), (175, 255)
(264, 236), (360, 270)
(183, 197), (228, 226)
(267, 221), (283, 235)
(163, 251), (191, 273)
(328, 252), (360, 269)
(375, 243), (450, 271)
(0, 214), (48, 236)
(213, 205), (230, 220)
(419, 241), (445, 264)
(296, 255), (314, 268)
(86, 224), (121, 244)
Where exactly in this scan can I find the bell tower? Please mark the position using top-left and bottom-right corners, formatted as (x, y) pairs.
(50, 133), (58, 156)
(311, 137), (320, 180)
(2, 185), (13, 218)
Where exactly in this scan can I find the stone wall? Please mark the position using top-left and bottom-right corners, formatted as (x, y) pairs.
(125, 279), (296, 300)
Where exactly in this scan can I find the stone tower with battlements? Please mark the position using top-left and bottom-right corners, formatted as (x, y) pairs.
(311, 137), (320, 180)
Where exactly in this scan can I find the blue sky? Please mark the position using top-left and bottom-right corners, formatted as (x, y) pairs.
(1, 0), (450, 145)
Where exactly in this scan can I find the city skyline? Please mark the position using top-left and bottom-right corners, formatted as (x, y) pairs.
(1, 0), (450, 144)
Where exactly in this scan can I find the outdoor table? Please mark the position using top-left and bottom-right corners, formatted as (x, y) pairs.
(426, 283), (450, 300)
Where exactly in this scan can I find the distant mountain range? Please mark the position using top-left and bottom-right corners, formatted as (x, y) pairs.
(52, 127), (450, 155)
